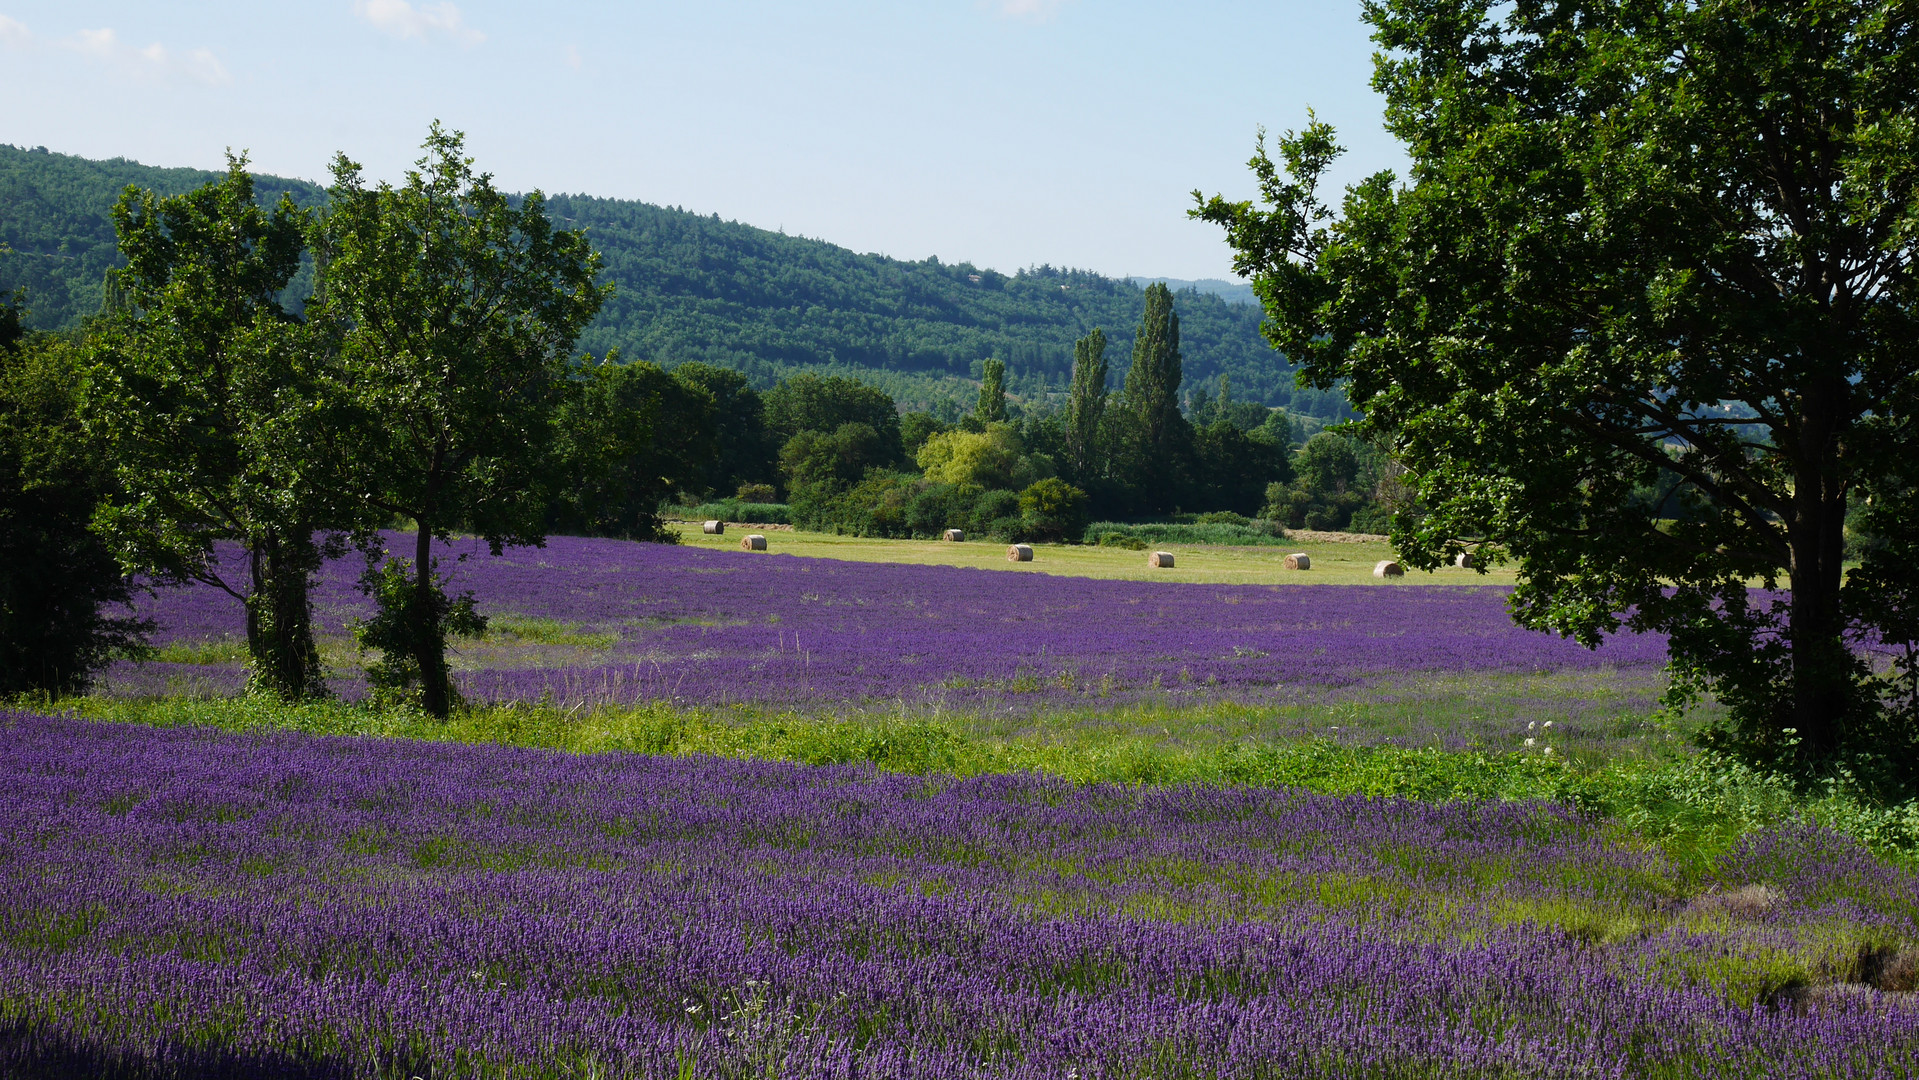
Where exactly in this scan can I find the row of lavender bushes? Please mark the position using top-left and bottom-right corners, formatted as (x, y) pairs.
(3, 712), (1917, 1079)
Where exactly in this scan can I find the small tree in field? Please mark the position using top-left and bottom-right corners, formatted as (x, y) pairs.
(1195, 0), (1919, 791)
(313, 124), (607, 718)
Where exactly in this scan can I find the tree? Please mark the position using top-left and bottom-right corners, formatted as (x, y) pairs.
(84, 156), (338, 699)
(1064, 328), (1107, 481)
(313, 124), (608, 718)
(1195, 0), (1919, 787)
(0, 302), (148, 695)
(670, 362), (775, 498)
(549, 356), (717, 540)
(975, 357), (1007, 424)
(1117, 283), (1190, 511)
(1018, 477), (1090, 543)
(763, 373), (903, 463)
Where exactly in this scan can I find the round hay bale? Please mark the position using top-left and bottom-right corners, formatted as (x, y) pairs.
(942, 529), (965, 542)
(1283, 553), (1311, 570)
(1148, 551), (1175, 568)
(1454, 551), (1477, 569)
(1373, 559), (1404, 578)
(1007, 544), (1033, 562)
(741, 534), (767, 551)
(702, 520), (725, 535)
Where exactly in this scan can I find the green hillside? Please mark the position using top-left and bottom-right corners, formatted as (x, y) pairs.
(0, 144), (1348, 417)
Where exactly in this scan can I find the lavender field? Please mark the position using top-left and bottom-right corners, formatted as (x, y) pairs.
(108, 534), (1666, 728)
(3, 712), (1915, 1079)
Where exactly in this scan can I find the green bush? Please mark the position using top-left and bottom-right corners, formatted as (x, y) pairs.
(1086, 519), (1290, 547)
(679, 499), (791, 524)
(1018, 478), (1090, 543)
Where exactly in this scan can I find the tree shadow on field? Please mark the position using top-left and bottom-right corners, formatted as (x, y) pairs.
(0, 1022), (360, 1080)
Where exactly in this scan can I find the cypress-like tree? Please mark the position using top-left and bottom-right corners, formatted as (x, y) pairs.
(975, 357), (1007, 424)
(1123, 284), (1184, 454)
(1064, 328), (1107, 480)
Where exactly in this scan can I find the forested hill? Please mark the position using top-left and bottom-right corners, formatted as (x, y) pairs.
(0, 144), (1348, 417)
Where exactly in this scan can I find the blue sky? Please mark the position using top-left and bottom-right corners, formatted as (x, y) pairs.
(1, 1), (1403, 279)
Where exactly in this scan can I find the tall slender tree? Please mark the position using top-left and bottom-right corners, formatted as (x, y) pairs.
(1064, 328), (1107, 480)
(85, 156), (339, 699)
(1118, 283), (1189, 507)
(311, 124), (607, 718)
(1122, 284), (1184, 454)
(975, 357), (1007, 424)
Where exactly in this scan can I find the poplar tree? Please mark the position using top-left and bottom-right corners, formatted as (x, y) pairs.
(975, 357), (1007, 424)
(1118, 283), (1188, 505)
(1064, 328), (1107, 480)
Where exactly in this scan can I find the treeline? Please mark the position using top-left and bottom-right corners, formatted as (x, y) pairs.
(615, 287), (1403, 543)
(0, 143), (1354, 420)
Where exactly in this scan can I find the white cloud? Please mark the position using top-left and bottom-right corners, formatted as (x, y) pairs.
(67, 27), (231, 85)
(991, 0), (1073, 20)
(354, 0), (484, 45)
(0, 14), (30, 49)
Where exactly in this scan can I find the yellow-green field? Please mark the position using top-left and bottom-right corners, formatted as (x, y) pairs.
(667, 521), (1518, 586)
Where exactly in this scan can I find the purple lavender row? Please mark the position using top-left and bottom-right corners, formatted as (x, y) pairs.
(117, 533), (1668, 709)
(4, 713), (1913, 1078)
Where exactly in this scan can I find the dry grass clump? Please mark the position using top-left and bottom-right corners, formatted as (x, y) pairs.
(1684, 884), (1784, 920)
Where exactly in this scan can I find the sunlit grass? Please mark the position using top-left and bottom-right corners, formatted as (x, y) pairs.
(666, 521), (1520, 586)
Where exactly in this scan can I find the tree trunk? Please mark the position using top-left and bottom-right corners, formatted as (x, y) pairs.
(1787, 379), (1853, 762)
(413, 525), (451, 719)
(244, 527), (324, 699)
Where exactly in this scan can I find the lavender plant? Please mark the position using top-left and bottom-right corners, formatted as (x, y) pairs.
(2, 712), (1914, 1078)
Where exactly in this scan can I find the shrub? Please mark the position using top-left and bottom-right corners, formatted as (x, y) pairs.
(1018, 478), (1090, 543)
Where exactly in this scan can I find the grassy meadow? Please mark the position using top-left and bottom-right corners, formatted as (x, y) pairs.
(664, 521), (1517, 585)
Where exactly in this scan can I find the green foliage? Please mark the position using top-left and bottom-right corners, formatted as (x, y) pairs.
(1087, 516), (1290, 547)
(1017, 477), (1090, 543)
(764, 373), (903, 460)
(313, 123), (607, 718)
(351, 558), (486, 709)
(677, 499), (790, 525)
(781, 423), (891, 490)
(0, 146), (1355, 419)
(1262, 431), (1386, 531)
(549, 357), (716, 541)
(975, 357), (1007, 424)
(899, 411), (949, 458)
(83, 154), (337, 700)
(1196, 1), (1919, 790)
(668, 362), (776, 498)
(1063, 328), (1108, 481)
(916, 423), (1030, 489)
(1115, 284), (1190, 511)
(0, 317), (149, 694)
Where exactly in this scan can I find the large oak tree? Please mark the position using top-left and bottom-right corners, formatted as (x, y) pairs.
(1196, 0), (1919, 785)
